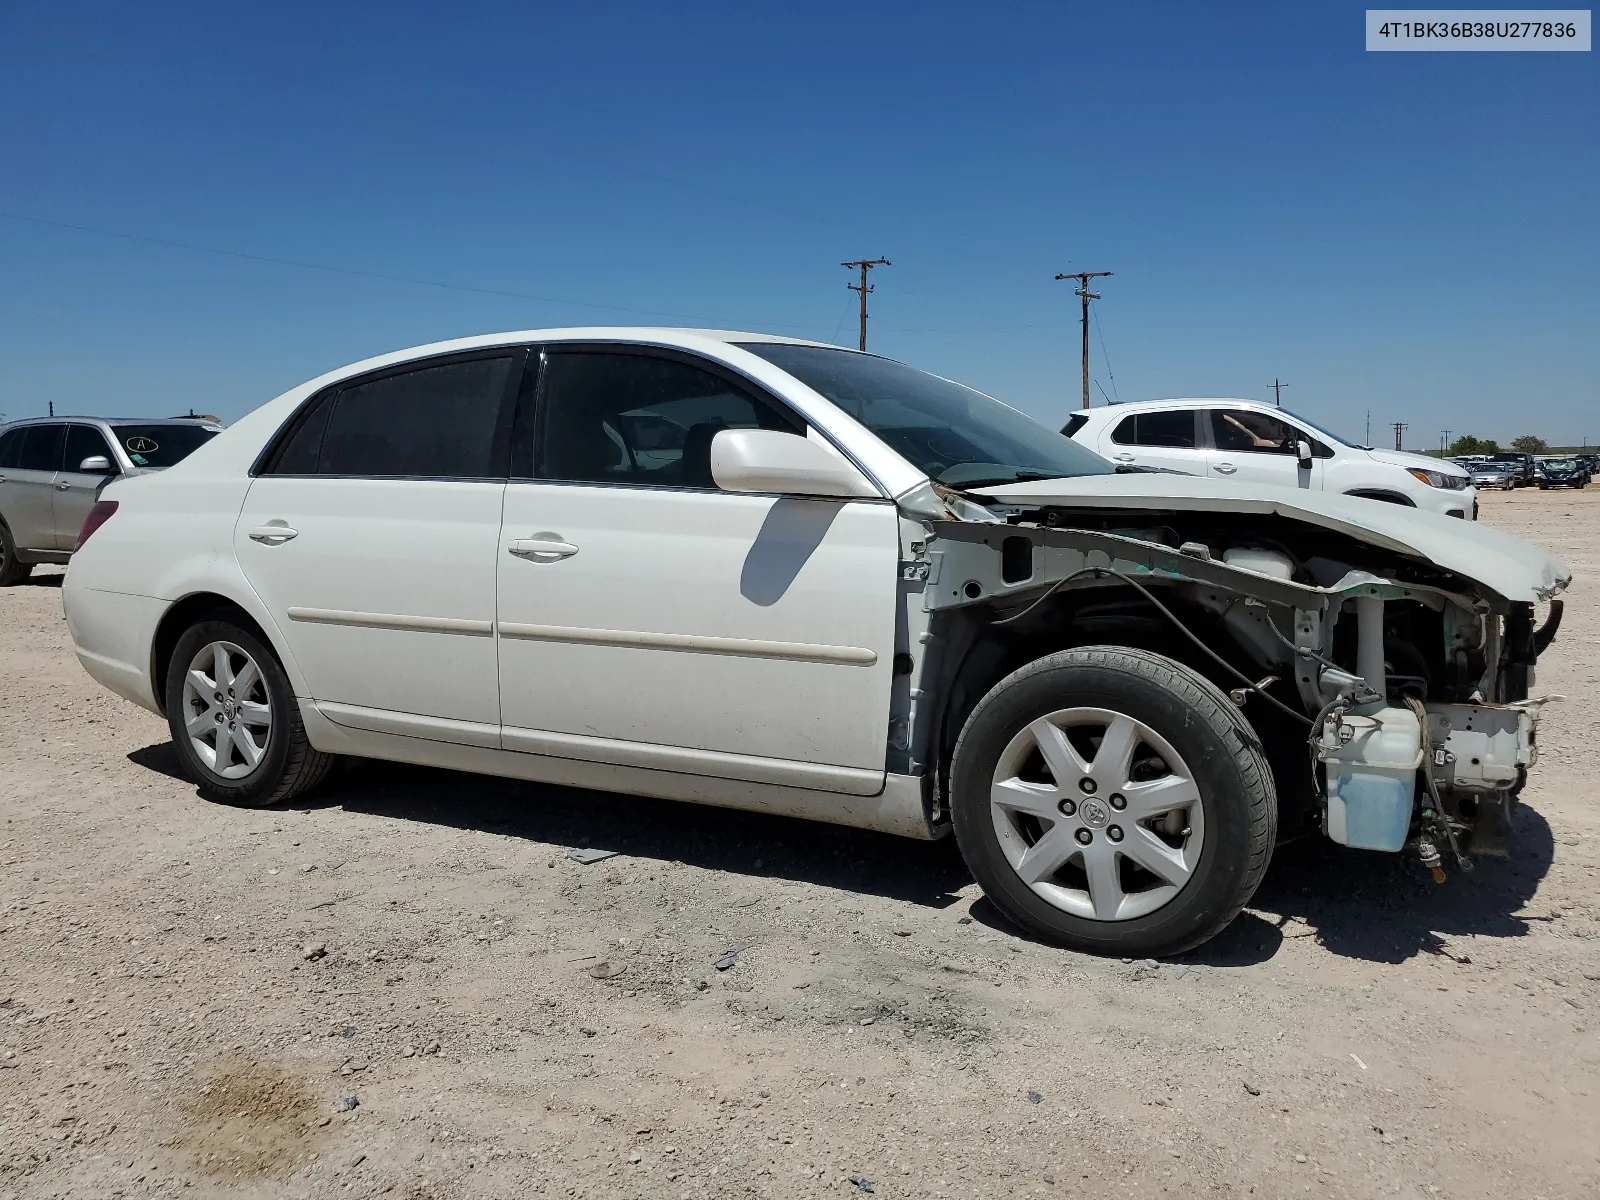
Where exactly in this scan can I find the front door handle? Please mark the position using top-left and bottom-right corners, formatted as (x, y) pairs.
(249, 524), (299, 545)
(508, 536), (579, 562)
(1213, 463), (1237, 475)
(1112, 452), (1136, 463)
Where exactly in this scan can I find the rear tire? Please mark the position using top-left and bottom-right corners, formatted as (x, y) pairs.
(0, 522), (33, 586)
(950, 647), (1276, 957)
(164, 618), (335, 807)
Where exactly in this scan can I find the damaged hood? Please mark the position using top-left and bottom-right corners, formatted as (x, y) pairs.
(966, 473), (1571, 604)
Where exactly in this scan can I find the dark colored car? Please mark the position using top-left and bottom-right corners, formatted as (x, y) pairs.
(1536, 457), (1585, 490)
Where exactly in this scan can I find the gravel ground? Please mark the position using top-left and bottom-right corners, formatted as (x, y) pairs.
(2, 488), (1597, 1200)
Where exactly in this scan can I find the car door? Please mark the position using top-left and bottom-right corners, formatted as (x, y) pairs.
(55, 424), (122, 549)
(235, 350), (522, 744)
(1205, 408), (1325, 490)
(0, 424), (65, 551)
(495, 346), (900, 794)
(1100, 410), (1206, 474)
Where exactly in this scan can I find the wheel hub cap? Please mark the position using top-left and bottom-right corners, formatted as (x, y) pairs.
(988, 706), (1206, 923)
(180, 640), (272, 780)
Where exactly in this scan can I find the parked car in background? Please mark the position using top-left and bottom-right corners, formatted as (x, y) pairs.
(0, 416), (222, 584)
(60, 328), (1568, 957)
(1485, 452), (1536, 487)
(1573, 454), (1596, 484)
(1063, 398), (1477, 518)
(1464, 460), (1517, 490)
(1535, 457), (1585, 489)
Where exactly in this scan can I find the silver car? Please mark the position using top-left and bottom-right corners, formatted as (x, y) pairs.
(0, 416), (222, 584)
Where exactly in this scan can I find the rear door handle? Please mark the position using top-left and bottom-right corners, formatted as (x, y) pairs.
(508, 536), (579, 562)
(249, 524), (299, 545)
(57, 481), (72, 491)
(1112, 453), (1135, 463)
(1213, 463), (1237, 475)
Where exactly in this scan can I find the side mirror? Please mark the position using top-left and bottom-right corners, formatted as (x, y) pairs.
(1294, 439), (1313, 469)
(710, 429), (879, 498)
(78, 455), (115, 474)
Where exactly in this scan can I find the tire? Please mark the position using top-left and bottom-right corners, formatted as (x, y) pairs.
(0, 521), (34, 586)
(950, 647), (1276, 957)
(164, 618), (335, 807)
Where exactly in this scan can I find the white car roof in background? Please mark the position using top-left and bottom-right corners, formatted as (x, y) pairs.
(1082, 397), (1279, 417)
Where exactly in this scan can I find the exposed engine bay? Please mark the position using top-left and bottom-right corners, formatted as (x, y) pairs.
(894, 486), (1569, 882)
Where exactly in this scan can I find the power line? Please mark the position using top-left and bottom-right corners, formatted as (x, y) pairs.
(1092, 304), (1119, 402)
(0, 209), (826, 331)
(842, 258), (890, 352)
(1054, 271), (1113, 411)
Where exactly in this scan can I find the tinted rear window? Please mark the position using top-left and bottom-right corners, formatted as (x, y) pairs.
(1111, 411), (1196, 448)
(111, 424), (219, 468)
(15, 424), (65, 471)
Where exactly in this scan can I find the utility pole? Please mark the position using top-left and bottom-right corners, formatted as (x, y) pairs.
(1441, 429), (1452, 455)
(1271, 379), (1287, 408)
(1392, 421), (1408, 451)
(841, 258), (890, 351)
(48, 401), (54, 416)
(1365, 410), (1371, 447)
(1055, 270), (1113, 410)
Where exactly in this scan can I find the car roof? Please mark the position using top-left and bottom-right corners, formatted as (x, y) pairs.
(0, 415), (221, 428)
(1079, 397), (1280, 417)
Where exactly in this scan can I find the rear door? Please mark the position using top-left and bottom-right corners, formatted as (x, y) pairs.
(0, 424), (65, 550)
(55, 424), (121, 549)
(1205, 408), (1324, 490)
(236, 350), (521, 743)
(1101, 409), (1206, 475)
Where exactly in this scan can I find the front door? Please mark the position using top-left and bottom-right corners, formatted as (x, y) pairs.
(1205, 408), (1325, 490)
(495, 348), (900, 794)
(235, 351), (521, 743)
(55, 424), (121, 549)
(0, 424), (65, 551)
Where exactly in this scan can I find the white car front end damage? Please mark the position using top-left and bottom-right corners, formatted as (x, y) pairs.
(897, 472), (1569, 876)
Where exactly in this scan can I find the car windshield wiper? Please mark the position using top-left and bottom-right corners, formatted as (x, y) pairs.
(951, 470), (1067, 491)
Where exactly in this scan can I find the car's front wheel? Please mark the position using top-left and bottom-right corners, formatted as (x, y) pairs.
(950, 647), (1276, 957)
(164, 618), (335, 806)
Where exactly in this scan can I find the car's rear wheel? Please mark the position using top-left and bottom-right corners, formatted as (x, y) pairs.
(0, 521), (34, 586)
(164, 618), (335, 807)
(950, 647), (1276, 957)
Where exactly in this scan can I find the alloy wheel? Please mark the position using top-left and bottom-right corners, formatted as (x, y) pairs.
(180, 640), (272, 779)
(988, 707), (1205, 921)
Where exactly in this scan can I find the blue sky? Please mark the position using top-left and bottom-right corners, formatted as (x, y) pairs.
(1, 1), (1594, 447)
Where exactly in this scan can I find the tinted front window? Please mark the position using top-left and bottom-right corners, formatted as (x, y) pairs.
(738, 343), (1112, 488)
(535, 352), (799, 488)
(110, 424), (218, 469)
(64, 425), (116, 472)
(1111, 412), (1196, 448)
(1211, 409), (1298, 454)
(15, 424), (65, 471)
(313, 356), (514, 478)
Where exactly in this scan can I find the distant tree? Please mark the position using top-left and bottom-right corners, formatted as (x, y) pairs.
(1448, 434), (1500, 456)
(1510, 434), (1549, 454)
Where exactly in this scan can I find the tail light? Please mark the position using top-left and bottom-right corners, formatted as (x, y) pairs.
(77, 500), (119, 549)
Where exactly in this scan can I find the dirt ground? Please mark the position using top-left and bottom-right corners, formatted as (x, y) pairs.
(2, 487), (1597, 1200)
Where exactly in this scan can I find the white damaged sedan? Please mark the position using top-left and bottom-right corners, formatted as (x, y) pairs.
(63, 329), (1571, 955)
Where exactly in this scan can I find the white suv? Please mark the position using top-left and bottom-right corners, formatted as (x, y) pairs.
(1064, 398), (1477, 519)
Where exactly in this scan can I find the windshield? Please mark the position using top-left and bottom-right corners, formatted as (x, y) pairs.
(1280, 409), (1353, 448)
(1544, 458), (1576, 469)
(737, 343), (1113, 487)
(110, 423), (219, 468)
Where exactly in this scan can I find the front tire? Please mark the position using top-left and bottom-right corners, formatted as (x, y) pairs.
(164, 619), (335, 807)
(0, 521), (33, 586)
(950, 648), (1276, 957)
